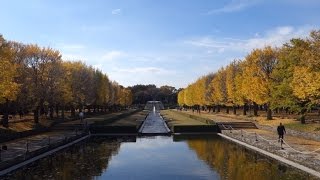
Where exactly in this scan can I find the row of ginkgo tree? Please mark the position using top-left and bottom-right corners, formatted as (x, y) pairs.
(0, 35), (132, 126)
(178, 30), (320, 121)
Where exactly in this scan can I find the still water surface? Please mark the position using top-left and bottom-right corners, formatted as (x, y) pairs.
(3, 135), (317, 180)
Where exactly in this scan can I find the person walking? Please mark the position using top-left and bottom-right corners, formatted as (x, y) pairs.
(277, 123), (286, 149)
(79, 110), (84, 123)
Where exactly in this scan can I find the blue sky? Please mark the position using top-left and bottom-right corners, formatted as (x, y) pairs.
(1, 0), (320, 88)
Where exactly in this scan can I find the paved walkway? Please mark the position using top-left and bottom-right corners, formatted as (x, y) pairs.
(167, 110), (320, 173)
(0, 131), (80, 163)
(62, 110), (136, 125)
(139, 112), (170, 134)
(0, 110), (139, 164)
(223, 128), (320, 172)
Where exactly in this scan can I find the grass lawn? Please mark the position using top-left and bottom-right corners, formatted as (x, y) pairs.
(109, 110), (149, 127)
(247, 116), (320, 133)
(0, 121), (34, 132)
(283, 122), (320, 133)
(161, 110), (207, 127)
(0, 118), (49, 134)
(174, 109), (320, 134)
(1, 109), (140, 133)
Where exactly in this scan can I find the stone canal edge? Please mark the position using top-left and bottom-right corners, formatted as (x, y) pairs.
(1, 132), (319, 178)
(0, 135), (90, 176)
(218, 133), (320, 178)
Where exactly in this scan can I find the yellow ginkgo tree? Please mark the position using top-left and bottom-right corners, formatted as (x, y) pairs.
(209, 68), (227, 112)
(238, 46), (278, 119)
(225, 60), (242, 114)
(289, 30), (320, 122)
(0, 35), (19, 126)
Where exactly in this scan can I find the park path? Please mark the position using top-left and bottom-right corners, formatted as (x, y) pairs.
(170, 109), (320, 172)
(0, 131), (79, 163)
(0, 110), (135, 165)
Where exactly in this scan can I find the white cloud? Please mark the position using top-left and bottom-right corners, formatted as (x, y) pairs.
(62, 53), (87, 61)
(93, 64), (103, 70)
(185, 37), (228, 49)
(282, 0), (320, 5)
(111, 8), (121, 15)
(207, 0), (260, 14)
(104, 65), (181, 88)
(113, 67), (174, 74)
(185, 25), (315, 54)
(101, 50), (126, 61)
(59, 25), (317, 89)
(242, 25), (311, 50)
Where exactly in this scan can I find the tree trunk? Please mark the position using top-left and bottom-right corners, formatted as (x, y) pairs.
(267, 105), (272, 120)
(253, 102), (258, 116)
(233, 105), (237, 115)
(243, 104), (247, 115)
(55, 105), (59, 118)
(34, 106), (39, 124)
(50, 106), (54, 119)
(2, 98), (9, 127)
(61, 105), (65, 120)
(226, 106), (229, 114)
(300, 114), (306, 124)
(285, 108), (289, 114)
(71, 106), (76, 118)
(213, 106), (216, 113)
(217, 105), (220, 112)
(259, 105), (263, 111)
(39, 99), (45, 116)
(300, 108), (307, 124)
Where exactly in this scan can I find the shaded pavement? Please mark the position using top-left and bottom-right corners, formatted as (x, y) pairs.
(0, 131), (79, 163)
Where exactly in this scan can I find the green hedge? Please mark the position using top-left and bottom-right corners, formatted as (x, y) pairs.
(170, 110), (216, 125)
(90, 125), (137, 134)
(94, 109), (142, 125)
(173, 125), (220, 133)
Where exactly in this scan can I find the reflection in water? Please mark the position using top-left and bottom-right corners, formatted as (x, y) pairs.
(2, 135), (318, 180)
(97, 136), (219, 179)
(4, 137), (122, 180)
(182, 135), (317, 180)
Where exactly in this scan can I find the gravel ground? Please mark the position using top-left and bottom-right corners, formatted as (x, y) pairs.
(222, 129), (320, 172)
(256, 123), (320, 141)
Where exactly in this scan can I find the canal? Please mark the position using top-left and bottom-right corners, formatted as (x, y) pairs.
(2, 135), (317, 180)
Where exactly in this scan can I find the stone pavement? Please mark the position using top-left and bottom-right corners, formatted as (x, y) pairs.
(0, 131), (80, 163)
(222, 128), (320, 172)
(169, 110), (320, 173)
(0, 109), (139, 164)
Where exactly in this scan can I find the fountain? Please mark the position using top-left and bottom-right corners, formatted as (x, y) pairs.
(144, 101), (164, 111)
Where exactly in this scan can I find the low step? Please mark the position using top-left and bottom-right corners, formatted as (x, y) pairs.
(216, 122), (257, 130)
(51, 124), (85, 131)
